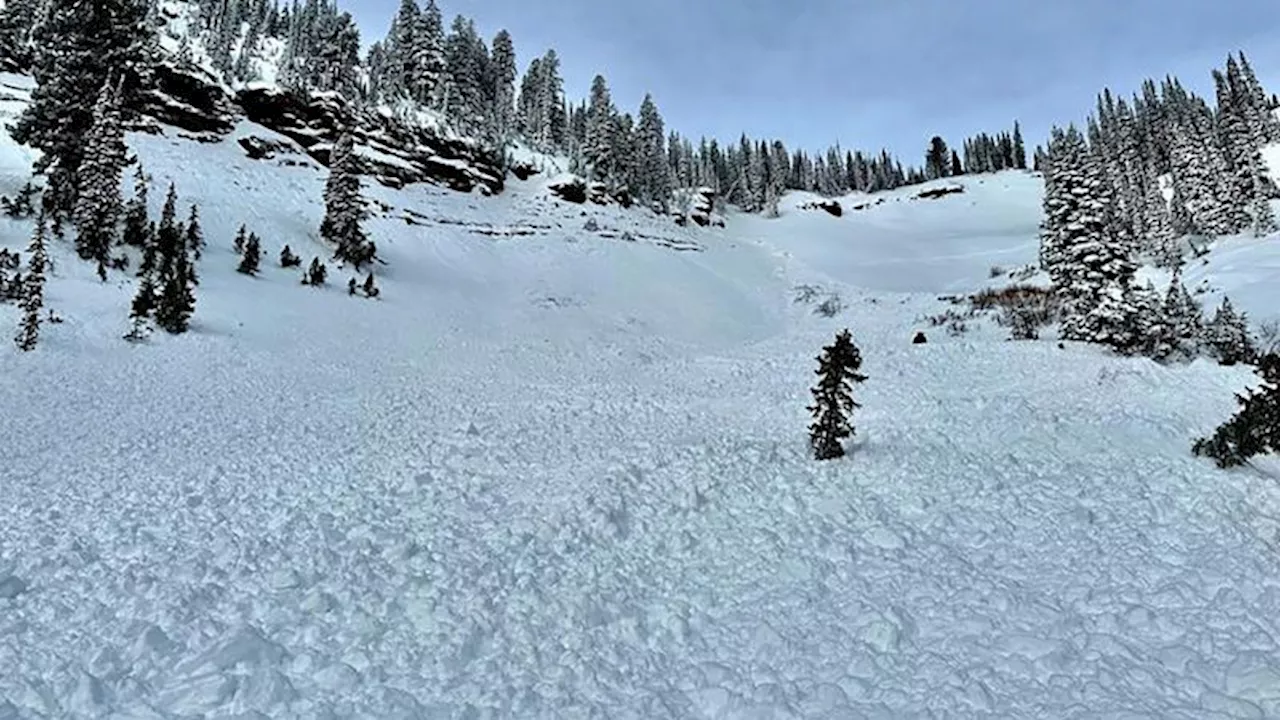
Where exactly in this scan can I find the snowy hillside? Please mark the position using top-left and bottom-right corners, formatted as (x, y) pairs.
(8, 73), (1280, 720)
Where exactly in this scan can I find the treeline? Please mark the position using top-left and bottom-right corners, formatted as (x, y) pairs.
(1038, 51), (1277, 361)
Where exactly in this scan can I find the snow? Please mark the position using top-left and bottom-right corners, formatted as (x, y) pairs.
(6, 98), (1280, 718)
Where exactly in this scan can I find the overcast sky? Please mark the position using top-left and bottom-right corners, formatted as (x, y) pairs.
(348, 0), (1280, 162)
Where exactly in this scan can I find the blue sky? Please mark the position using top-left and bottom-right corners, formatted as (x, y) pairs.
(349, 0), (1280, 163)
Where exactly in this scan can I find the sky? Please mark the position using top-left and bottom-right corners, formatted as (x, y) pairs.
(348, 0), (1280, 164)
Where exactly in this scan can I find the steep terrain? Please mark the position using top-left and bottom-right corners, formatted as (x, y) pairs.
(6, 65), (1280, 720)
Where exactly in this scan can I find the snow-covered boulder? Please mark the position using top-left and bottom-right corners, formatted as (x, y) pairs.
(915, 184), (965, 200)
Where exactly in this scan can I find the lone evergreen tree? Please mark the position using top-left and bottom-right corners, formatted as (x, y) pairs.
(233, 224), (248, 255)
(362, 271), (379, 298)
(280, 244), (301, 267)
(237, 232), (262, 275)
(1193, 353), (1280, 468)
(320, 131), (375, 269)
(808, 328), (868, 460)
(14, 210), (48, 351)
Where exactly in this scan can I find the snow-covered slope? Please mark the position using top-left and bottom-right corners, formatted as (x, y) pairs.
(7, 84), (1280, 719)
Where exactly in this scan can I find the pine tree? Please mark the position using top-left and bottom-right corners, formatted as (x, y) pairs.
(184, 205), (204, 262)
(280, 244), (301, 267)
(584, 74), (615, 182)
(237, 232), (262, 275)
(152, 184), (195, 334)
(925, 136), (949, 179)
(73, 77), (128, 278)
(362, 271), (379, 297)
(0, 0), (42, 71)
(320, 131), (375, 269)
(14, 209), (48, 351)
(1193, 353), (1280, 468)
(808, 329), (867, 461)
(1206, 296), (1256, 366)
(302, 256), (327, 286)
(635, 93), (671, 211)
(10, 0), (154, 224)
(1159, 268), (1205, 360)
(234, 224), (248, 255)
(122, 164), (151, 247)
(489, 29), (516, 143)
(1012, 121), (1027, 169)
(414, 0), (446, 103)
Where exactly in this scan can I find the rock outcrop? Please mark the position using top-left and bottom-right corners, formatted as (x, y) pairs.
(131, 60), (238, 136)
(799, 199), (843, 217)
(236, 86), (504, 195)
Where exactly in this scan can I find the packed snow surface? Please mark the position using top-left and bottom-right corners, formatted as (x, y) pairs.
(5, 100), (1280, 719)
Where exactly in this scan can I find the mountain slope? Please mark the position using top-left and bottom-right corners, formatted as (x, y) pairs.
(6, 78), (1280, 720)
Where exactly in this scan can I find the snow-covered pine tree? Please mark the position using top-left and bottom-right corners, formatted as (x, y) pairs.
(635, 94), (671, 211)
(438, 16), (486, 134)
(320, 131), (375, 269)
(1168, 181), (1196, 237)
(72, 76), (128, 279)
(1041, 125), (1141, 348)
(14, 209), (49, 351)
(1158, 267), (1205, 360)
(1169, 119), (1232, 236)
(489, 29), (516, 143)
(413, 0), (446, 104)
(280, 244), (301, 267)
(0, 0), (42, 71)
(1205, 296), (1256, 366)
(10, 0), (153, 225)
(1214, 68), (1264, 234)
(808, 328), (868, 461)
(1192, 353), (1280, 468)
(1236, 51), (1280, 143)
(584, 75), (615, 182)
(385, 0), (419, 99)
(1140, 160), (1180, 268)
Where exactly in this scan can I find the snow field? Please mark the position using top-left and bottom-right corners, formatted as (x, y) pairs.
(4, 106), (1280, 717)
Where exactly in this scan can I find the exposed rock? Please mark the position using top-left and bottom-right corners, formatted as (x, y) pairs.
(915, 184), (965, 200)
(131, 60), (237, 136)
(547, 175), (588, 204)
(236, 85), (504, 195)
(800, 199), (843, 217)
(509, 160), (540, 181)
(683, 187), (724, 227)
(237, 135), (297, 160)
